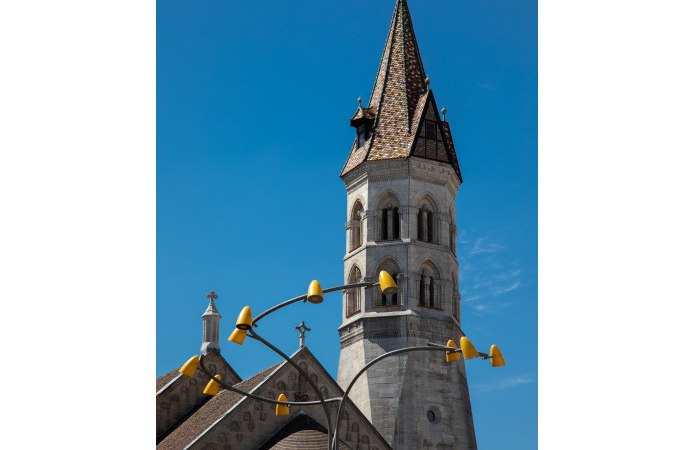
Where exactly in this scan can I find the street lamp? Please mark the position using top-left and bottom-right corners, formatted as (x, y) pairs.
(175, 272), (506, 450)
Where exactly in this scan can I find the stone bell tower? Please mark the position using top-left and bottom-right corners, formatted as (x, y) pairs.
(336, 1), (476, 448)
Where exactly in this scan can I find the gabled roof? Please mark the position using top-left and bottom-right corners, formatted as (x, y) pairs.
(158, 347), (392, 450)
(156, 352), (241, 394)
(340, 0), (462, 182)
(157, 363), (281, 449)
(260, 413), (351, 450)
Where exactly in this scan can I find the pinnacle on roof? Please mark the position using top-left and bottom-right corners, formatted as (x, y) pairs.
(341, 0), (463, 182)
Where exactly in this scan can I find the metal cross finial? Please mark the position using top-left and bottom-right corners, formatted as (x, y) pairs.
(206, 290), (218, 302)
(294, 321), (311, 348)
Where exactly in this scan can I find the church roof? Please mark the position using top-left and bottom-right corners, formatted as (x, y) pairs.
(156, 352), (241, 394)
(157, 347), (391, 449)
(261, 414), (352, 450)
(340, 0), (462, 182)
(156, 367), (181, 392)
(157, 363), (280, 449)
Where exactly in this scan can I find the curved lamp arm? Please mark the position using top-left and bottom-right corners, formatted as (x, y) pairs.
(331, 345), (461, 450)
(197, 355), (341, 407)
(252, 281), (377, 326)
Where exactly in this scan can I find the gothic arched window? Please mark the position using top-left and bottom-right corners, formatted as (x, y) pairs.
(375, 258), (401, 307)
(349, 200), (364, 252)
(377, 193), (400, 241)
(418, 261), (440, 309)
(346, 266), (362, 317)
(417, 197), (437, 244)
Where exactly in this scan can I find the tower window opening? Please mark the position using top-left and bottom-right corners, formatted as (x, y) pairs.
(377, 196), (400, 242)
(381, 209), (389, 240)
(346, 266), (362, 317)
(357, 124), (367, 147)
(425, 121), (436, 139)
(418, 264), (440, 309)
(375, 260), (401, 308)
(349, 201), (364, 252)
(380, 272), (399, 306)
(429, 276), (435, 308)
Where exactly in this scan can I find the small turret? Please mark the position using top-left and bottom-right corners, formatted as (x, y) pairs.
(200, 290), (221, 355)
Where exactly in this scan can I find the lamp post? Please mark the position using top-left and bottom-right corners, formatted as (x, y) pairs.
(176, 272), (505, 450)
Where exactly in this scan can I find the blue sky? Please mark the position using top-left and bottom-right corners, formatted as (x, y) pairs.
(157, 1), (536, 448)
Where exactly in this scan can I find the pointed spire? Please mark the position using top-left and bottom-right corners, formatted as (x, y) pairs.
(201, 290), (222, 355)
(341, 0), (462, 183)
(370, 0), (427, 124)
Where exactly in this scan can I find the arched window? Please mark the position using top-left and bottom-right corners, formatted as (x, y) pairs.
(377, 193), (400, 241)
(417, 197), (437, 244)
(418, 261), (440, 309)
(375, 259), (401, 307)
(349, 201), (364, 252)
(346, 266), (362, 317)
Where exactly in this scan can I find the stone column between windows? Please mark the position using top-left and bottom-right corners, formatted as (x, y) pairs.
(368, 209), (378, 243)
(436, 212), (447, 245)
(414, 273), (421, 305)
(424, 276), (431, 306)
(399, 209), (407, 240)
(396, 273), (406, 306)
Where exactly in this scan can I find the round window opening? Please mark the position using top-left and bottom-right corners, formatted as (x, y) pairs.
(426, 406), (441, 423)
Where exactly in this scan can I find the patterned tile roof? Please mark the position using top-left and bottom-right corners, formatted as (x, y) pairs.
(260, 414), (352, 450)
(340, 0), (462, 182)
(157, 363), (281, 450)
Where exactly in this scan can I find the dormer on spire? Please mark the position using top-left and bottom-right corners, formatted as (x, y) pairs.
(200, 290), (221, 355)
(350, 104), (376, 148)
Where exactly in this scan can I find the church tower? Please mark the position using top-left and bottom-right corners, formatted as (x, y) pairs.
(337, 1), (476, 448)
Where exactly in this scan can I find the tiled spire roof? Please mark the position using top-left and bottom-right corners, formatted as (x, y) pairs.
(341, 0), (462, 182)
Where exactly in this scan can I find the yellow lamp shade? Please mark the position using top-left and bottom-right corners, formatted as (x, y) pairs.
(460, 336), (479, 360)
(307, 280), (324, 304)
(203, 374), (222, 396)
(445, 339), (460, 362)
(235, 306), (253, 330)
(379, 271), (397, 295)
(490, 344), (506, 368)
(228, 328), (247, 345)
(179, 355), (199, 377)
(275, 393), (289, 416)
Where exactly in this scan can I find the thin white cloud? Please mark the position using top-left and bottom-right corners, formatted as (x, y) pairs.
(473, 374), (536, 393)
(457, 233), (527, 315)
(468, 237), (504, 256)
(491, 280), (521, 296)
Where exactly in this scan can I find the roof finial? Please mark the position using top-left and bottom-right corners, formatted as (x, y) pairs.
(441, 107), (447, 121)
(201, 290), (222, 355)
(425, 77), (431, 91)
(294, 321), (311, 348)
(357, 96), (363, 107)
